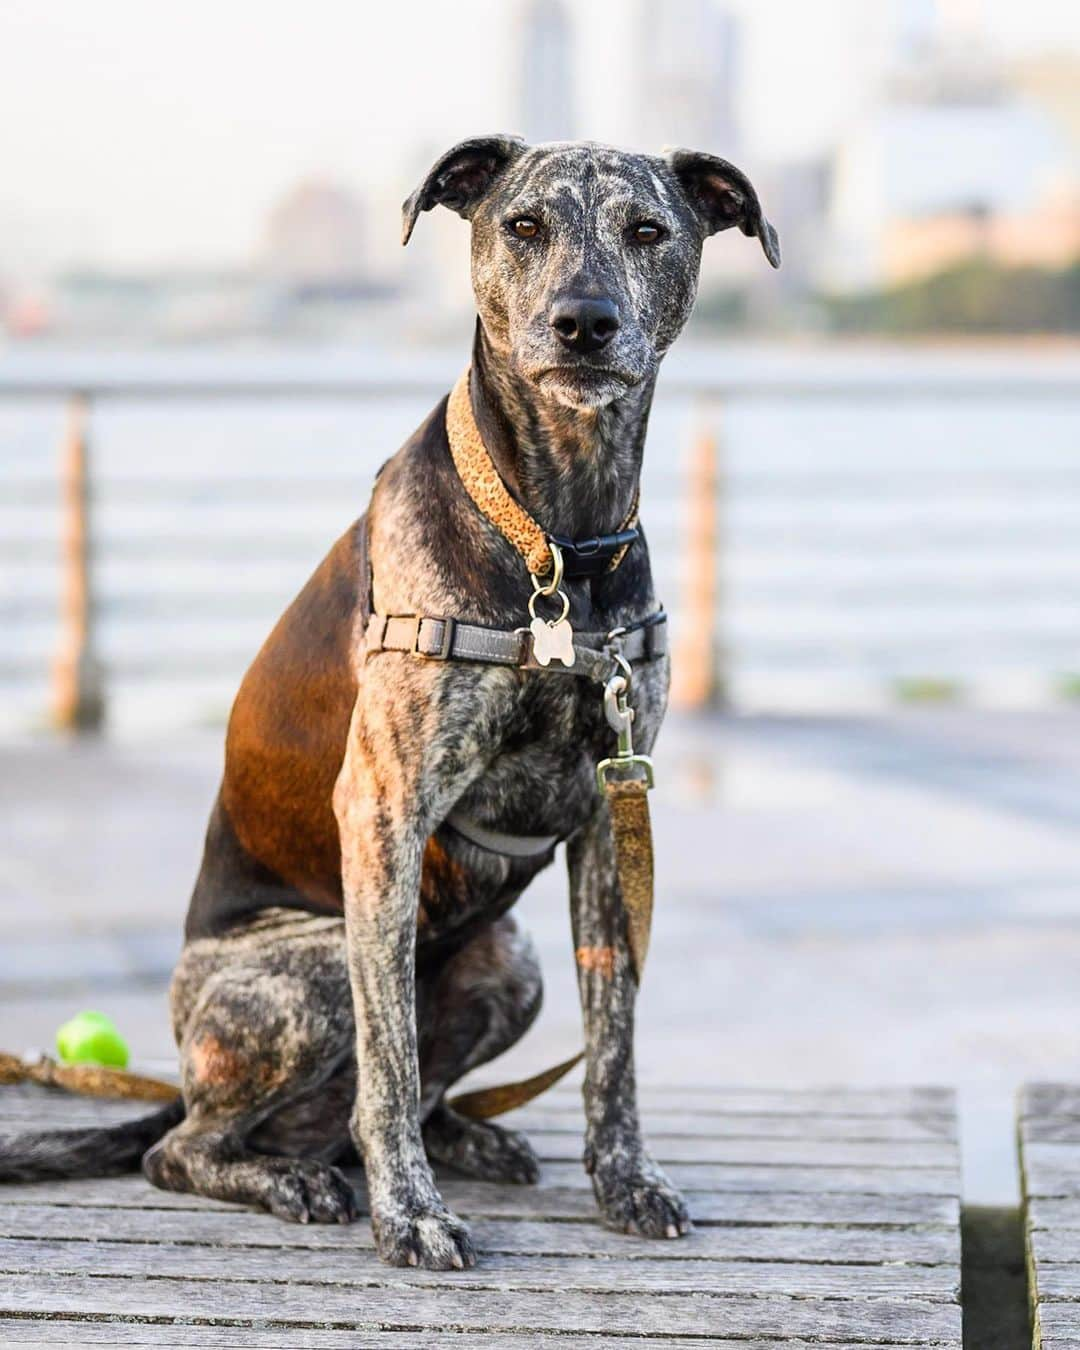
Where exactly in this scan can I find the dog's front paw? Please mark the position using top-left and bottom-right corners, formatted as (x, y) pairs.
(372, 1200), (477, 1270)
(589, 1153), (691, 1239)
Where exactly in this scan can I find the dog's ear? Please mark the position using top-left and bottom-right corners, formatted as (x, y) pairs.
(402, 135), (527, 245)
(666, 149), (780, 269)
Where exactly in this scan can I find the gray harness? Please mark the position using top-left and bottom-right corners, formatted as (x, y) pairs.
(365, 609), (667, 857)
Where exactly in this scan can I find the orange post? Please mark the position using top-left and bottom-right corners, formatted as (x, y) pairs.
(51, 394), (105, 731)
(671, 414), (727, 710)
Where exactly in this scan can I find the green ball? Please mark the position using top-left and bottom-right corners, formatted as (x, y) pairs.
(56, 1011), (129, 1069)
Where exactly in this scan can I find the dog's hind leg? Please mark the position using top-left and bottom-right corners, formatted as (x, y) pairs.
(418, 914), (544, 1184)
(143, 916), (359, 1224)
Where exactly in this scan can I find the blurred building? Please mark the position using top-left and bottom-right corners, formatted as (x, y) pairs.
(261, 180), (368, 283)
(824, 1), (1079, 291)
(518, 0), (576, 143)
(1009, 53), (1080, 159)
(633, 0), (739, 155)
(762, 157), (832, 309)
(629, 0), (754, 299)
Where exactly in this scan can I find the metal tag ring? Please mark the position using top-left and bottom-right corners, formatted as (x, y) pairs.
(528, 585), (570, 625)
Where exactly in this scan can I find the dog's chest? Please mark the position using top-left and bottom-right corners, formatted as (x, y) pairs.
(453, 654), (668, 843)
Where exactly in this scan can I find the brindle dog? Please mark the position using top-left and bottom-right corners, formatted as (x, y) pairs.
(1, 137), (778, 1269)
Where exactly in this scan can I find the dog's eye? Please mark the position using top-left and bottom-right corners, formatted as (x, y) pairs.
(630, 221), (664, 244)
(510, 217), (540, 240)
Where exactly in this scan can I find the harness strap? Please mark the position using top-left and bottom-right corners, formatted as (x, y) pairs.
(365, 610), (667, 678)
(444, 809), (558, 858)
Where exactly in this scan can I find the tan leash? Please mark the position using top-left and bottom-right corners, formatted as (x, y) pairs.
(0, 1051), (180, 1104)
(604, 778), (654, 980)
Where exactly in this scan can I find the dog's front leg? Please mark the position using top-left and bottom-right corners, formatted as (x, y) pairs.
(567, 800), (691, 1239)
(334, 689), (479, 1271)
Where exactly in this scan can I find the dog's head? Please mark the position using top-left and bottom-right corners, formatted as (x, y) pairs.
(403, 136), (779, 411)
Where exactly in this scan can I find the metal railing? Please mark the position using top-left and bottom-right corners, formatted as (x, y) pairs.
(3, 355), (1077, 731)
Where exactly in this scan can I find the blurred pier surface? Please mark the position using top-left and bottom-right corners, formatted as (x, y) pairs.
(4, 707), (1080, 1207)
(1, 343), (1079, 732)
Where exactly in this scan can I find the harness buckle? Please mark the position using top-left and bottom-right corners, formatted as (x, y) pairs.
(549, 526), (640, 578)
(597, 754), (655, 792)
(366, 613), (390, 656)
(413, 617), (456, 659)
(435, 617), (456, 659)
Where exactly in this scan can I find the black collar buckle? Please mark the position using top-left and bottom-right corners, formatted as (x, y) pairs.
(548, 527), (640, 579)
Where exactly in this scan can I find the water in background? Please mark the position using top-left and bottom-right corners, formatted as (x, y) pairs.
(2, 341), (1079, 734)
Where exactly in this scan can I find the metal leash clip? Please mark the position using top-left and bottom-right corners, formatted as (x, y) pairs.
(595, 653), (655, 792)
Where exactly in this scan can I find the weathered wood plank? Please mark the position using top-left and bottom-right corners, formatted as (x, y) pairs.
(0, 1171), (960, 1225)
(0, 1096), (958, 1141)
(1030, 1200), (1080, 1233)
(1022, 1086), (1080, 1121)
(535, 1084), (957, 1113)
(1038, 1305), (1080, 1345)
(1029, 1265), (1080, 1300)
(1020, 1083), (1080, 1349)
(0, 1083), (962, 1344)
(507, 1158), (957, 1195)
(0, 1157), (960, 1198)
(1021, 1150), (1080, 1200)
(1019, 1118), (1080, 1145)
(530, 1133), (956, 1167)
(1031, 1231), (1080, 1264)
(0, 1273), (964, 1342)
(0, 1115), (958, 1160)
(0, 1235), (961, 1300)
(0, 1202), (960, 1264)
(0, 1082), (958, 1121)
(0, 1105), (954, 1187)
(522, 1108), (958, 1139)
(0, 1324), (955, 1350)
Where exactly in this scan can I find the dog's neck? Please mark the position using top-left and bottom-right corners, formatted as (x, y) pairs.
(469, 323), (653, 542)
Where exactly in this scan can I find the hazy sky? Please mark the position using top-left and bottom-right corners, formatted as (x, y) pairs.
(1, 0), (1077, 275)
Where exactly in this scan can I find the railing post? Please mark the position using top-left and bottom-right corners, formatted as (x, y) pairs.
(51, 393), (105, 732)
(671, 405), (728, 711)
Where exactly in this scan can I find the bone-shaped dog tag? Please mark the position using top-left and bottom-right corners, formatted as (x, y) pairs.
(530, 616), (575, 667)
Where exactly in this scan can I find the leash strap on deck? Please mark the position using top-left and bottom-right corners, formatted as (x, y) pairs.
(448, 1051), (585, 1120)
(0, 1051), (180, 1103)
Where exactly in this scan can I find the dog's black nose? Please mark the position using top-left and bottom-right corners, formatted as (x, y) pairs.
(549, 297), (620, 354)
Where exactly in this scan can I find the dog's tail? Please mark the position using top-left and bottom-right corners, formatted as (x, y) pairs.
(0, 1098), (185, 1183)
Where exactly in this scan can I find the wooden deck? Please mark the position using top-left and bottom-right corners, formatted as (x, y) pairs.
(0, 1082), (963, 1347)
(1020, 1083), (1080, 1349)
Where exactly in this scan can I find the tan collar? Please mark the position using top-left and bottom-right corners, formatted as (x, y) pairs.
(445, 369), (638, 580)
